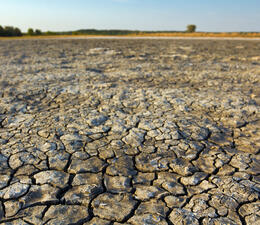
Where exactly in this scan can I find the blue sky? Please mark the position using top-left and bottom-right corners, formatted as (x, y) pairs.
(0, 0), (259, 32)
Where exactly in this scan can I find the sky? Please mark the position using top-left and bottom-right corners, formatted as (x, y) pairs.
(0, 0), (259, 32)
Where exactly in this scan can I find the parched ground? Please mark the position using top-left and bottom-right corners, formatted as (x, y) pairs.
(0, 38), (259, 225)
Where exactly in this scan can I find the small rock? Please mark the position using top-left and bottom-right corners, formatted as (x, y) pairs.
(111, 120), (128, 134)
(135, 185), (167, 201)
(37, 129), (50, 138)
(87, 114), (108, 127)
(188, 180), (216, 195)
(41, 142), (57, 152)
(86, 217), (111, 225)
(106, 155), (137, 176)
(0, 174), (10, 189)
(123, 128), (145, 147)
(180, 172), (208, 186)
(92, 193), (138, 222)
(72, 172), (102, 186)
(135, 199), (169, 217)
(171, 130), (182, 140)
(128, 213), (168, 225)
(64, 173), (103, 204)
(0, 154), (9, 172)
(20, 184), (59, 207)
(164, 196), (186, 208)
(202, 217), (238, 225)
(68, 156), (106, 173)
(44, 205), (89, 224)
(16, 206), (46, 224)
(135, 153), (171, 172)
(60, 134), (84, 153)
(191, 126), (209, 140)
(33, 170), (70, 188)
(4, 200), (22, 217)
(9, 152), (40, 170)
(104, 175), (132, 193)
(63, 185), (103, 205)
(48, 152), (70, 170)
(239, 202), (260, 220)
(138, 120), (156, 130)
(185, 194), (217, 218)
(217, 164), (236, 176)
(169, 208), (199, 225)
(133, 172), (155, 185)
(0, 182), (30, 199)
(147, 129), (161, 138)
(170, 158), (197, 176)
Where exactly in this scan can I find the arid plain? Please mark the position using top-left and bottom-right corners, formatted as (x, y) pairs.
(0, 38), (259, 224)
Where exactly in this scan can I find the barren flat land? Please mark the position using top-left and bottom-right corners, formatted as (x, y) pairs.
(0, 38), (259, 224)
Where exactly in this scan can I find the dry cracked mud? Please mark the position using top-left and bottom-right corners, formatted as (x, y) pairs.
(0, 38), (259, 224)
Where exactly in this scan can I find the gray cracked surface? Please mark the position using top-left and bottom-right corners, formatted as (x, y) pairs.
(0, 39), (259, 224)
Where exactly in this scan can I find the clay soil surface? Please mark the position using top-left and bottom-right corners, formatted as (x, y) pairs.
(0, 39), (259, 224)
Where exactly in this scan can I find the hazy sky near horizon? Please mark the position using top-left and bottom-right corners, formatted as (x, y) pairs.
(0, 0), (259, 32)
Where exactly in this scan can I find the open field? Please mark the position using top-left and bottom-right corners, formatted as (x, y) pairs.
(131, 32), (260, 38)
(1, 31), (260, 40)
(1, 36), (260, 41)
(0, 39), (259, 224)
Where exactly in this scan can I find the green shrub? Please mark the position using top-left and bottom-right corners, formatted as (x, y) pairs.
(27, 28), (34, 36)
(0, 26), (4, 36)
(35, 29), (42, 35)
(186, 24), (196, 33)
(72, 31), (80, 35)
(4, 26), (14, 36)
(14, 28), (22, 36)
(45, 31), (57, 35)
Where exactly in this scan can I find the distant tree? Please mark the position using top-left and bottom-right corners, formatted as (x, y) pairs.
(72, 31), (80, 35)
(35, 29), (42, 35)
(28, 28), (34, 35)
(45, 31), (57, 35)
(14, 27), (22, 36)
(186, 24), (196, 33)
(0, 25), (4, 36)
(4, 26), (15, 36)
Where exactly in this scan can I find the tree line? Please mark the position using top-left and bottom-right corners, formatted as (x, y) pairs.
(27, 28), (42, 35)
(0, 26), (22, 36)
(0, 24), (197, 37)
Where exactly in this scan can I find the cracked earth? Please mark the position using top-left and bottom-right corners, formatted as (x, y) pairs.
(0, 38), (259, 224)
